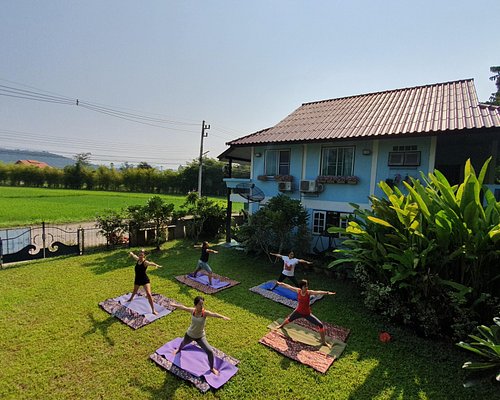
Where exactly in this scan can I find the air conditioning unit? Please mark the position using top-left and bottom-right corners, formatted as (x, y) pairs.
(300, 180), (322, 193)
(278, 181), (292, 192)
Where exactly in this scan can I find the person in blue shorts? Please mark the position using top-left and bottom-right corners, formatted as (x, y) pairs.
(190, 241), (218, 286)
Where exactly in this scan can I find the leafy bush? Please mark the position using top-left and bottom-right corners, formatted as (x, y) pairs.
(330, 158), (500, 339)
(176, 192), (226, 241)
(127, 196), (174, 250)
(457, 317), (500, 385)
(95, 209), (128, 246)
(238, 194), (310, 258)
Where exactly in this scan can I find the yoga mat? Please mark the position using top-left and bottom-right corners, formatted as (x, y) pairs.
(114, 293), (172, 322)
(259, 319), (350, 373)
(175, 273), (240, 294)
(99, 292), (176, 329)
(259, 331), (334, 373)
(156, 338), (238, 389)
(249, 280), (323, 309)
(259, 281), (321, 302)
(186, 274), (230, 289)
(267, 319), (346, 358)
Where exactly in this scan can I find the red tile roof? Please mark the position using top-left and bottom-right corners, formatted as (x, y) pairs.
(15, 159), (51, 168)
(228, 79), (500, 146)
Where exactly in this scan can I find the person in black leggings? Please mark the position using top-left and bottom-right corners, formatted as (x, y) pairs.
(269, 251), (313, 291)
(126, 249), (162, 314)
(171, 296), (230, 375)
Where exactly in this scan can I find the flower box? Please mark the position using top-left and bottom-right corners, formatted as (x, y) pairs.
(275, 175), (293, 182)
(317, 175), (359, 184)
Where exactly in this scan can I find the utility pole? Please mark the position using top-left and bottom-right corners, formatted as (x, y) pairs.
(198, 120), (210, 197)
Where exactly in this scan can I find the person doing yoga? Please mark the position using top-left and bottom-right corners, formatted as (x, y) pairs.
(274, 279), (336, 346)
(171, 296), (230, 376)
(269, 251), (313, 291)
(126, 249), (162, 314)
(190, 241), (218, 286)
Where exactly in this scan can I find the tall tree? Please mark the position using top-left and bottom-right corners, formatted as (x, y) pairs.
(74, 152), (92, 166)
(488, 66), (500, 105)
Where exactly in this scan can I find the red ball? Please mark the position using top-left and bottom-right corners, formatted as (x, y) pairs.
(379, 331), (391, 343)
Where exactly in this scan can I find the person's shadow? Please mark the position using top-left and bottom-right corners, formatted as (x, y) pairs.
(82, 312), (118, 346)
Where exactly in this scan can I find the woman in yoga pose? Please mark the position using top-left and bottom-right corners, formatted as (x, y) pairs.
(190, 241), (218, 286)
(126, 249), (162, 314)
(269, 251), (313, 291)
(171, 296), (230, 375)
(275, 279), (336, 346)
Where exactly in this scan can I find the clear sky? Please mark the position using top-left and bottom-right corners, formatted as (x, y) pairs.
(1, 0), (498, 168)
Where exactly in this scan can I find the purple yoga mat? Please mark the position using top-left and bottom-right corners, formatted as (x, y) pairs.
(156, 337), (238, 389)
(186, 274), (230, 289)
(114, 293), (171, 322)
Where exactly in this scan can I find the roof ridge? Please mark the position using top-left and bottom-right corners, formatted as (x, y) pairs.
(302, 78), (475, 106)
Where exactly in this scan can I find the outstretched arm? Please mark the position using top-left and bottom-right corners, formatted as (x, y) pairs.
(207, 249), (218, 254)
(276, 281), (300, 293)
(170, 302), (195, 313)
(298, 258), (313, 265)
(145, 260), (162, 269)
(308, 289), (336, 296)
(129, 251), (139, 261)
(204, 310), (230, 320)
(270, 252), (283, 258)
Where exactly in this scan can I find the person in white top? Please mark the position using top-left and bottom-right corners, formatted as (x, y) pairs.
(268, 251), (313, 291)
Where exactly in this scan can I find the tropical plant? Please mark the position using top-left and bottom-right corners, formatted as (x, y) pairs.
(238, 194), (310, 259)
(143, 196), (174, 250)
(329, 158), (500, 338)
(457, 317), (500, 384)
(95, 209), (128, 246)
(176, 192), (226, 241)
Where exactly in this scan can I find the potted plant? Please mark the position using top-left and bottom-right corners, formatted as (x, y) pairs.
(275, 175), (293, 182)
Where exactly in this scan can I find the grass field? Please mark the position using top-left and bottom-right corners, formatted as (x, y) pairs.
(0, 240), (496, 400)
(0, 186), (242, 228)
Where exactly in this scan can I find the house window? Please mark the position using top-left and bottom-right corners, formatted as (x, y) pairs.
(265, 149), (290, 176)
(388, 145), (421, 166)
(312, 210), (351, 237)
(321, 146), (355, 176)
(312, 211), (326, 235)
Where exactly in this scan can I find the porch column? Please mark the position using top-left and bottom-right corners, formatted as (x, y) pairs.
(429, 136), (437, 172)
(225, 158), (233, 243)
(488, 139), (498, 184)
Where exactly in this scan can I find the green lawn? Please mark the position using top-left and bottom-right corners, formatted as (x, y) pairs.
(0, 186), (242, 228)
(0, 241), (495, 400)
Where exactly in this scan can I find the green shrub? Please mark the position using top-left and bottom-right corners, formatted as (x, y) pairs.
(238, 194), (310, 258)
(330, 158), (500, 339)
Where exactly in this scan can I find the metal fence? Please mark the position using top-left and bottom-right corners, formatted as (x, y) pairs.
(0, 220), (190, 268)
(0, 223), (131, 267)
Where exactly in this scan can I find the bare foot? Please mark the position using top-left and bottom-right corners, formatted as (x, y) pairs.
(172, 348), (180, 355)
(126, 298), (133, 302)
(273, 325), (284, 331)
(322, 342), (332, 348)
(211, 368), (219, 376)
(152, 310), (159, 315)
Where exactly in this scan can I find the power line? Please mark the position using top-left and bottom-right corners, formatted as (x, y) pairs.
(0, 81), (201, 133)
(0, 129), (190, 153)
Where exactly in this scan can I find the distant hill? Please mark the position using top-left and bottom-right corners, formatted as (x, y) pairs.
(0, 148), (75, 169)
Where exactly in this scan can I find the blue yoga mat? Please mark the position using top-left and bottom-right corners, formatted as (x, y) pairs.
(259, 281), (298, 300)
